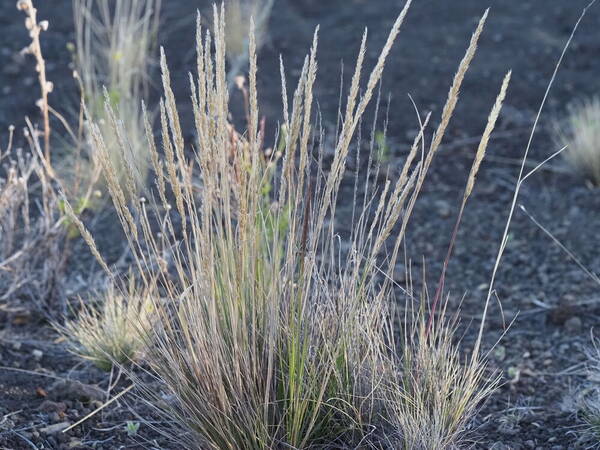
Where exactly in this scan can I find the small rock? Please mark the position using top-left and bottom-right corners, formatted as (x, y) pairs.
(32, 349), (43, 360)
(524, 440), (535, 449)
(68, 439), (84, 449)
(548, 299), (575, 325)
(564, 316), (582, 334)
(435, 199), (452, 218)
(39, 400), (67, 413)
(40, 421), (71, 434)
(90, 400), (103, 409)
(48, 411), (60, 423)
(490, 443), (511, 450)
(36, 387), (48, 398)
(48, 380), (105, 403)
(0, 418), (15, 432)
(493, 345), (506, 361)
(57, 431), (69, 443)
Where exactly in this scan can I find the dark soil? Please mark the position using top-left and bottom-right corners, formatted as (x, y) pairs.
(2, 0), (600, 448)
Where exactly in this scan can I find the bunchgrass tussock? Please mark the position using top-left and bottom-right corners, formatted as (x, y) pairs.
(386, 300), (500, 450)
(572, 337), (600, 446)
(72, 0), (161, 195)
(0, 124), (66, 316)
(58, 279), (155, 371)
(65, 2), (512, 448)
(553, 96), (600, 185)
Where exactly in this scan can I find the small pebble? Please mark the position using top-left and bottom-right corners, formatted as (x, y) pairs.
(490, 443), (511, 450)
(40, 421), (70, 434)
(564, 316), (582, 334)
(435, 199), (451, 218)
(39, 400), (67, 414)
(32, 349), (43, 360)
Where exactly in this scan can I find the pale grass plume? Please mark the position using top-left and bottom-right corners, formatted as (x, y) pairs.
(58, 279), (155, 371)
(553, 96), (600, 185)
(17, 0), (52, 165)
(464, 71), (512, 199)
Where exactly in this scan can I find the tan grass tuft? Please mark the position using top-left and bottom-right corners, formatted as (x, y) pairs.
(0, 123), (66, 315)
(553, 96), (600, 185)
(58, 279), (155, 371)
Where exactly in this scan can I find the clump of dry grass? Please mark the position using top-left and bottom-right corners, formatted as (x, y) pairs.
(386, 302), (499, 450)
(72, 0), (161, 195)
(553, 96), (600, 185)
(0, 125), (66, 316)
(564, 338), (600, 447)
(58, 279), (155, 371)
(224, 0), (274, 85)
(65, 2), (512, 448)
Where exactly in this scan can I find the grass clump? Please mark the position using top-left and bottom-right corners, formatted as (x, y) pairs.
(63, 2), (511, 448)
(71, 0), (161, 195)
(387, 305), (499, 449)
(59, 280), (154, 371)
(553, 96), (600, 185)
(573, 338), (600, 446)
(0, 126), (66, 315)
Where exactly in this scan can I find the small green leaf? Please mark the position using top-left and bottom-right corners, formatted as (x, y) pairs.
(126, 421), (140, 436)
